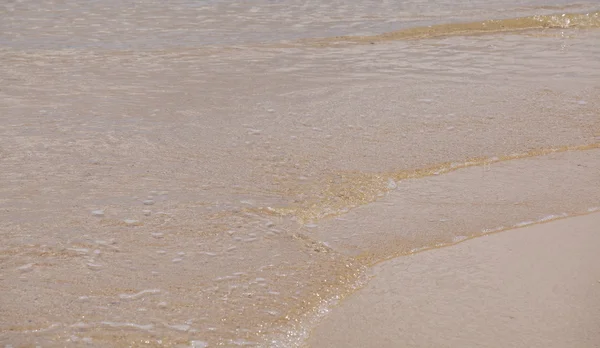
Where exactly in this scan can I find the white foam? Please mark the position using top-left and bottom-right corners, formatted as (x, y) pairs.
(100, 321), (153, 331)
(537, 213), (568, 222)
(247, 129), (262, 135)
(386, 178), (397, 190)
(452, 235), (468, 243)
(86, 263), (102, 270)
(481, 226), (505, 234)
(259, 295), (345, 348)
(513, 220), (534, 228)
(231, 339), (256, 346)
(71, 322), (90, 329)
(190, 340), (208, 348)
(119, 289), (161, 300)
(215, 275), (238, 282)
(167, 324), (190, 332)
(17, 263), (34, 272)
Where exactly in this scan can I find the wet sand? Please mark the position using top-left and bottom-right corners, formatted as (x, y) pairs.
(1, 1), (600, 346)
(307, 212), (600, 348)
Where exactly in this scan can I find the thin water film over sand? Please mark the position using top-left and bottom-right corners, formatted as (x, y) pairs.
(1, 0), (600, 346)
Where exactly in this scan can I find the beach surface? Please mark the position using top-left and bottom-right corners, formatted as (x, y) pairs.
(1, 1), (600, 346)
(307, 212), (600, 348)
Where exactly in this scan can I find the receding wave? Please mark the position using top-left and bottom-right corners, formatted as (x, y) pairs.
(263, 142), (600, 223)
(304, 11), (600, 45)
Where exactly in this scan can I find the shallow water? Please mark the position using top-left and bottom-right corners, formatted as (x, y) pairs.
(1, 0), (600, 346)
(2, 0), (599, 49)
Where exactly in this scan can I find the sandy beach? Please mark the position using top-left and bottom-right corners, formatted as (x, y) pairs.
(1, 1), (600, 347)
(307, 212), (600, 348)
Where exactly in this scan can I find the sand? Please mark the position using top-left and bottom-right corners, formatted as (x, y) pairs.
(2, 2), (600, 346)
(307, 213), (600, 348)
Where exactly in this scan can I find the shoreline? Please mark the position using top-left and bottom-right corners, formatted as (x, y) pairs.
(306, 212), (600, 348)
(2, 3), (600, 344)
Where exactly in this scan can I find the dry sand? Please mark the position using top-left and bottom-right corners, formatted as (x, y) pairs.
(307, 212), (600, 348)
